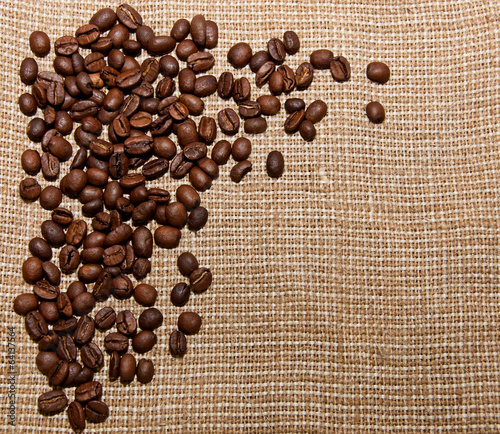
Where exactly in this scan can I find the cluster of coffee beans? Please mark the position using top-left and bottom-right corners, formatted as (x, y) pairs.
(16, 3), (390, 431)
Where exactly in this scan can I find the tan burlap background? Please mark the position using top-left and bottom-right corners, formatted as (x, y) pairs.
(1, 0), (500, 431)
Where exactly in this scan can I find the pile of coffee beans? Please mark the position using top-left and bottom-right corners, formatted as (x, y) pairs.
(16, 3), (390, 430)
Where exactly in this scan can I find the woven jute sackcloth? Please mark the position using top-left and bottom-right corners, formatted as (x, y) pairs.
(1, 0), (499, 432)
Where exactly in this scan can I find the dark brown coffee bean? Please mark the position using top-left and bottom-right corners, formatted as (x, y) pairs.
(266, 150), (285, 178)
(310, 49), (333, 69)
(366, 62), (390, 84)
(76, 23), (100, 46)
(95, 307), (116, 330)
(132, 330), (157, 353)
(267, 38), (286, 63)
(284, 109), (305, 133)
(190, 14), (206, 48)
(66, 219), (87, 247)
(159, 54), (179, 77)
(255, 95), (278, 116)
(198, 116), (217, 144)
(366, 101), (385, 123)
(244, 117), (267, 134)
(178, 94), (204, 116)
(112, 274), (134, 299)
(277, 65), (295, 93)
(25, 310), (48, 340)
(217, 71), (234, 99)
(133, 283), (157, 307)
(194, 75), (217, 98)
(238, 100), (261, 119)
(69, 100), (99, 121)
(27, 117), (46, 142)
(50, 208), (73, 228)
(116, 67), (142, 91)
(30, 31), (50, 57)
(108, 351), (120, 380)
(305, 100), (328, 123)
(84, 231), (107, 249)
(178, 68), (196, 94)
(218, 108), (240, 135)
(56, 334), (77, 363)
(178, 312), (202, 335)
(21, 256), (43, 284)
(283, 30), (300, 54)
(249, 50), (270, 73)
(21, 150), (41, 177)
(123, 39), (142, 56)
(75, 380), (102, 404)
(142, 158), (169, 180)
(177, 252), (198, 276)
(72, 292), (95, 316)
(176, 120), (199, 148)
(132, 258), (151, 280)
(19, 93), (38, 116)
(295, 63), (314, 89)
(188, 206), (208, 230)
(169, 330), (187, 357)
(48, 135), (73, 162)
(119, 353), (136, 382)
(147, 187), (170, 205)
(189, 267), (212, 293)
(81, 342), (104, 371)
(232, 137), (251, 161)
(154, 226), (181, 249)
(169, 101), (189, 121)
(67, 401), (86, 431)
(284, 99), (305, 115)
(132, 201), (156, 227)
(187, 51), (215, 72)
(152, 136), (176, 160)
(230, 159), (251, 182)
(170, 18), (190, 41)
(90, 8), (117, 31)
(59, 245), (80, 274)
(19, 177), (41, 201)
(147, 36), (176, 56)
(116, 3), (142, 29)
(138, 308), (163, 331)
(170, 153), (193, 179)
(67, 282), (87, 302)
(105, 223), (133, 246)
(255, 61), (275, 87)
(39, 300), (59, 323)
(38, 390), (67, 414)
(189, 166), (212, 192)
(159, 202), (187, 228)
(211, 140), (231, 165)
(124, 135), (153, 157)
(29, 237), (52, 262)
(20, 57), (39, 85)
(41, 220), (65, 247)
(38, 330), (60, 352)
(102, 245), (125, 267)
(13, 293), (39, 316)
(73, 315), (95, 346)
(136, 358), (154, 383)
(81, 247), (104, 264)
(116, 310), (137, 336)
(176, 184), (200, 210)
(227, 42), (252, 69)
(299, 119), (316, 141)
(205, 20), (218, 48)
(48, 359), (69, 386)
(52, 316), (77, 334)
(36, 351), (59, 375)
(183, 142), (207, 161)
(74, 366), (94, 385)
(330, 56), (351, 82)
(170, 282), (191, 307)
(176, 39), (197, 62)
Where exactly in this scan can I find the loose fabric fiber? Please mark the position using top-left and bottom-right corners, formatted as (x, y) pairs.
(1, 0), (500, 432)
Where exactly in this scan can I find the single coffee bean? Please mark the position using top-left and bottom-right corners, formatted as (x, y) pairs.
(187, 51), (215, 73)
(267, 38), (286, 63)
(255, 61), (275, 87)
(20, 57), (38, 85)
(310, 49), (333, 69)
(55, 36), (79, 56)
(38, 390), (67, 414)
(41, 220), (66, 247)
(59, 245), (80, 274)
(305, 100), (328, 123)
(176, 39), (197, 62)
(132, 201), (156, 227)
(119, 353), (136, 382)
(90, 271), (110, 304)
(295, 62), (314, 89)
(48, 136), (72, 161)
(157, 202), (186, 228)
(133, 258), (151, 280)
(193, 75), (217, 98)
(169, 330), (187, 357)
(27, 117), (46, 142)
(244, 117), (267, 134)
(189, 166), (212, 192)
(72, 292), (96, 316)
(116, 310), (137, 336)
(183, 142), (207, 161)
(238, 100), (261, 119)
(81, 342), (104, 371)
(133, 283), (157, 307)
(142, 158), (169, 180)
(299, 119), (317, 141)
(211, 140), (231, 165)
(67, 401), (86, 431)
(152, 136), (176, 160)
(232, 137), (251, 161)
(19, 177), (41, 201)
(187, 206), (208, 230)
(178, 312), (202, 335)
(51, 207), (73, 228)
(170, 282), (190, 307)
(154, 225), (181, 249)
(36, 351), (59, 375)
(74, 314), (96, 345)
(284, 109), (305, 133)
(29, 237), (52, 261)
(56, 292), (72, 317)
(111, 274), (134, 299)
(48, 359), (69, 386)
(190, 14), (206, 48)
(123, 39), (142, 56)
(330, 56), (351, 82)
(66, 219), (87, 247)
(249, 50), (270, 73)
(19, 93), (38, 116)
(102, 245), (126, 266)
(198, 116), (217, 144)
(30, 31), (51, 57)
(38, 330), (60, 352)
(21, 150), (41, 177)
(136, 358), (154, 383)
(218, 108), (240, 135)
(283, 30), (300, 54)
(52, 316), (77, 334)
(266, 150), (285, 178)
(116, 3), (142, 29)
(13, 293), (39, 315)
(189, 267), (212, 293)
(22, 256), (43, 284)
(95, 307), (116, 330)
(132, 330), (157, 353)
(217, 71), (234, 100)
(109, 351), (121, 380)
(366, 101), (385, 123)
(105, 223), (133, 246)
(147, 35), (176, 56)
(39, 186), (62, 210)
(255, 95), (279, 116)
(366, 61), (390, 84)
(227, 42), (252, 69)
(148, 188), (170, 205)
(177, 252), (198, 276)
(176, 184), (200, 210)
(75, 380), (102, 404)
(169, 101), (189, 121)
(278, 65), (296, 93)
(90, 7), (117, 32)
(56, 334), (77, 363)
(137, 308), (163, 331)
(171, 18), (190, 41)
(39, 301), (60, 323)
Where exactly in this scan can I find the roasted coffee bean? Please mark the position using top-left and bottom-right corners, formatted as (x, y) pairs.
(19, 93), (38, 116)
(105, 223), (133, 246)
(204, 20), (218, 47)
(81, 342), (104, 371)
(277, 65), (295, 92)
(187, 51), (215, 72)
(116, 310), (137, 336)
(56, 292), (72, 317)
(123, 39), (142, 56)
(169, 330), (187, 357)
(131, 201), (156, 226)
(227, 42), (252, 69)
(285, 98), (305, 114)
(176, 39), (197, 62)
(136, 358), (154, 383)
(330, 56), (351, 82)
(366, 61), (390, 84)
(39, 301), (59, 323)
(61, 170), (88, 198)
(217, 71), (234, 99)
(27, 117), (46, 142)
(50, 208), (72, 229)
(104, 332), (128, 353)
(75, 380), (102, 404)
(132, 330), (157, 353)
(35, 280), (60, 302)
(67, 401), (86, 431)
(41, 220), (65, 247)
(183, 142), (207, 161)
(176, 184), (200, 210)
(283, 30), (300, 54)
(198, 116), (217, 144)
(49, 359), (69, 386)
(29, 237), (52, 261)
(138, 308), (163, 331)
(366, 101), (385, 123)
(188, 206), (208, 230)
(52, 316), (77, 334)
(66, 219), (87, 247)
(152, 137), (176, 161)
(38, 390), (68, 414)
(108, 351), (121, 380)
(56, 334), (77, 363)
(20, 57), (39, 85)
(218, 108), (240, 135)
(159, 55), (179, 77)
(170, 282), (191, 307)
(116, 67), (142, 91)
(119, 353), (136, 382)
(177, 252), (199, 277)
(158, 201), (187, 228)
(91, 37), (114, 54)
(22, 256), (43, 284)
(267, 38), (286, 63)
(178, 312), (202, 335)
(76, 23), (100, 46)
(255, 61), (275, 87)
(81, 246), (104, 263)
(84, 231), (107, 249)
(95, 307), (116, 330)
(244, 116), (267, 134)
(141, 158), (169, 180)
(231, 77), (250, 104)
(299, 119), (316, 141)
(249, 50), (270, 73)
(154, 225), (181, 249)
(177, 94), (203, 117)
(59, 245), (80, 274)
(36, 351), (59, 375)
(133, 283), (157, 306)
(176, 120), (199, 148)
(169, 101), (189, 121)
(21, 150), (41, 177)
(102, 245), (125, 267)
(310, 49), (333, 69)
(305, 100), (328, 123)
(90, 8), (117, 32)
(190, 267), (212, 293)
(131, 226), (153, 259)
(87, 168), (108, 188)
(104, 181), (123, 210)
(148, 187), (170, 204)
(73, 315), (95, 346)
(54, 111), (73, 136)
(255, 95), (279, 116)
(147, 36), (176, 56)
(141, 97), (160, 114)
(211, 140), (231, 165)
(284, 109), (305, 133)
(112, 274), (134, 299)
(112, 114), (131, 138)
(266, 150), (285, 178)
(178, 68), (196, 93)
(19, 177), (41, 201)
(232, 137), (251, 161)
(67, 282), (87, 302)
(124, 135), (153, 157)
(295, 62), (314, 89)
(25, 311), (48, 340)
(189, 166), (212, 192)
(171, 18), (190, 41)
(116, 3), (142, 29)
(30, 31), (51, 57)
(72, 292), (96, 316)
(238, 100), (261, 119)
(194, 75), (217, 98)
(190, 14), (206, 48)
(90, 270), (111, 303)
(132, 258), (151, 280)
(54, 35), (78, 56)
(13, 293), (39, 316)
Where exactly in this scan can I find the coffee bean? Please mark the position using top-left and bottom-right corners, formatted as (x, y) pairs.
(238, 100), (261, 119)
(133, 283), (157, 307)
(154, 225), (181, 249)
(132, 330), (157, 353)
(217, 72), (234, 99)
(190, 14), (206, 48)
(169, 101), (189, 121)
(227, 42), (252, 69)
(183, 142), (207, 161)
(249, 50), (271, 73)
(255, 61), (275, 87)
(112, 274), (134, 299)
(170, 282), (191, 307)
(266, 150), (285, 178)
(267, 38), (286, 63)
(310, 49), (333, 69)
(278, 65), (296, 93)
(51, 207), (73, 228)
(232, 77), (251, 103)
(58, 245), (80, 274)
(66, 219), (87, 247)
(257, 95), (280, 116)
(74, 315), (95, 346)
(56, 334), (77, 363)
(283, 30), (300, 54)
(178, 312), (202, 335)
(55, 292), (72, 317)
(19, 177), (41, 201)
(41, 220), (66, 247)
(22, 256), (43, 284)
(116, 3), (143, 29)
(38, 390), (67, 414)
(48, 136), (72, 161)
(20, 57), (38, 85)
(159, 55), (179, 77)
(198, 116), (217, 144)
(108, 351), (120, 380)
(187, 51), (215, 73)
(81, 342), (104, 371)
(232, 137), (251, 161)
(119, 353), (136, 382)
(330, 56), (351, 82)
(171, 18), (190, 41)
(188, 206), (208, 230)
(189, 267), (212, 293)
(25, 310), (48, 341)
(299, 119), (316, 141)
(27, 117), (46, 142)
(116, 310), (137, 336)
(39, 301), (60, 323)
(176, 119), (199, 147)
(366, 101), (385, 123)
(147, 36), (176, 56)
(48, 359), (69, 386)
(136, 358), (154, 383)
(169, 330), (187, 357)
(19, 93), (38, 116)
(305, 100), (328, 123)
(148, 187), (170, 205)
(211, 140), (231, 165)
(67, 282), (87, 302)
(52, 316), (77, 334)
(38, 330), (60, 352)
(142, 158), (169, 180)
(13, 293), (39, 316)
(218, 108), (240, 135)
(30, 31), (51, 57)
(95, 306), (116, 330)
(72, 292), (96, 316)
(75, 380), (102, 404)
(90, 8), (117, 32)
(284, 109), (305, 133)
(39, 186), (62, 210)
(67, 401), (86, 431)
(36, 351), (59, 375)
(295, 63), (314, 89)
(176, 184), (200, 210)
(244, 117), (267, 134)
(366, 61), (390, 84)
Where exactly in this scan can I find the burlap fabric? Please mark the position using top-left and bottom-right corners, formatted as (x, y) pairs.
(1, 0), (499, 431)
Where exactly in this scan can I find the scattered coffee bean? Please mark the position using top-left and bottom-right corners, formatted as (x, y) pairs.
(38, 389), (68, 414)
(266, 150), (285, 178)
(330, 56), (351, 82)
(136, 358), (154, 383)
(227, 42), (252, 69)
(178, 312), (202, 335)
(305, 100), (328, 123)
(169, 330), (187, 357)
(366, 101), (386, 123)
(170, 282), (191, 307)
(230, 160), (252, 183)
(30, 31), (51, 57)
(366, 61), (390, 84)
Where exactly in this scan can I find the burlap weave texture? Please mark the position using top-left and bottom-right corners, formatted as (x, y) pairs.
(1, 0), (500, 432)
